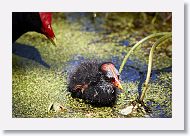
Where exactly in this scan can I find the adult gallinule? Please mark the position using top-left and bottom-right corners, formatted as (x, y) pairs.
(68, 60), (123, 107)
(12, 12), (56, 45)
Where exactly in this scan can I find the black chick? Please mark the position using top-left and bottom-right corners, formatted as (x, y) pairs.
(12, 12), (56, 45)
(68, 60), (123, 107)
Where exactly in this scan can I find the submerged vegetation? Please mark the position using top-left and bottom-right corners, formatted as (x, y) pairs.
(12, 12), (172, 118)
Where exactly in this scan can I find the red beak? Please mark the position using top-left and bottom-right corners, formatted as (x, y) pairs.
(101, 63), (124, 92)
(112, 78), (124, 92)
(39, 12), (56, 46)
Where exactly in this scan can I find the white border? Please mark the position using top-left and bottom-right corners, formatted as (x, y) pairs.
(0, 0), (184, 130)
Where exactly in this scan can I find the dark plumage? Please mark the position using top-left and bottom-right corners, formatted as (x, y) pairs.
(68, 60), (123, 107)
(12, 12), (56, 45)
(13, 12), (41, 42)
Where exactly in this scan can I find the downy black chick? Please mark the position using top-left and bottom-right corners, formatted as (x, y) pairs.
(68, 60), (123, 107)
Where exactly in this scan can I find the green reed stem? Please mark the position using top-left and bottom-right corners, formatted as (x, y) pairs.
(139, 34), (172, 102)
(119, 32), (171, 74)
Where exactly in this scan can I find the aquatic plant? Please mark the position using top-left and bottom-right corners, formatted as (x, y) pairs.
(119, 32), (172, 103)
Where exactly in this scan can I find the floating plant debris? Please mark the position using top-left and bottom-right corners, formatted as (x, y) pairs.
(48, 102), (66, 112)
(120, 105), (134, 116)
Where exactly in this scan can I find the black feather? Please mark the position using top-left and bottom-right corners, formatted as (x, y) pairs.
(12, 12), (42, 42)
(68, 60), (119, 107)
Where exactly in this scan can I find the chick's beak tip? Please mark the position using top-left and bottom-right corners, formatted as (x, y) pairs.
(118, 84), (124, 92)
(114, 81), (124, 92)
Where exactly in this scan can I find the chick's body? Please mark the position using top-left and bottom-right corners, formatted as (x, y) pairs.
(68, 60), (119, 107)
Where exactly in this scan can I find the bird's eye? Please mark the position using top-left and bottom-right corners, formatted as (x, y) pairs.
(105, 76), (115, 82)
(110, 78), (115, 82)
(104, 76), (114, 82)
